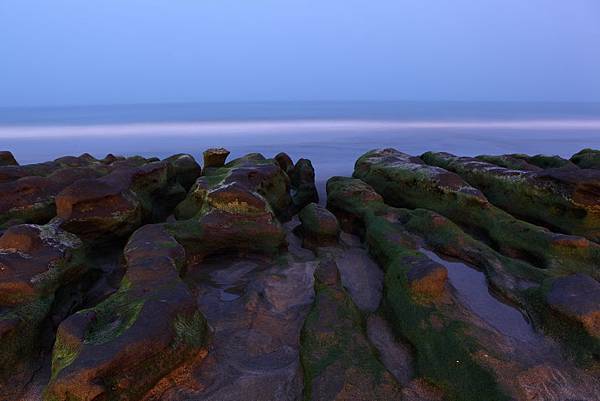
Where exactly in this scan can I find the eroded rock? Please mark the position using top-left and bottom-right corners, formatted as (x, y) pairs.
(571, 148), (600, 169)
(298, 203), (340, 249)
(422, 151), (600, 242)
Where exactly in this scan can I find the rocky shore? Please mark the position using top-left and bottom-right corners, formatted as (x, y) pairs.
(0, 147), (598, 401)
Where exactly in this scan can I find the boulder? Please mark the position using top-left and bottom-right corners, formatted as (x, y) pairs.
(46, 224), (207, 401)
(546, 274), (600, 337)
(298, 203), (340, 249)
(0, 167), (103, 229)
(289, 158), (319, 211)
(176, 152), (293, 221)
(0, 154), (105, 184)
(56, 162), (185, 241)
(0, 151), (18, 166)
(571, 148), (600, 169)
(0, 222), (86, 380)
(164, 153), (202, 190)
(422, 151), (600, 242)
(203, 147), (230, 168)
(274, 151), (294, 173)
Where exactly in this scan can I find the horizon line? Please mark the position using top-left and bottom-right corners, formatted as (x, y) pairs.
(2, 99), (600, 111)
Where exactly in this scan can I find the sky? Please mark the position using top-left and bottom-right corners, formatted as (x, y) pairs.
(1, 0), (600, 107)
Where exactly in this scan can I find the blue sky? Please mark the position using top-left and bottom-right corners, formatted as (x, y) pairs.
(1, 0), (599, 107)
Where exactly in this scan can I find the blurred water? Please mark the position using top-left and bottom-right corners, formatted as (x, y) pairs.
(2, 101), (600, 195)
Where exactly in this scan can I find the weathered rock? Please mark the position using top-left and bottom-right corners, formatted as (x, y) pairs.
(203, 148), (230, 168)
(354, 148), (600, 275)
(512, 153), (579, 170)
(298, 203), (339, 249)
(327, 176), (600, 363)
(546, 274), (600, 337)
(0, 167), (103, 229)
(0, 151), (18, 166)
(274, 152), (294, 173)
(289, 158), (319, 211)
(176, 152), (293, 220)
(334, 245), (383, 312)
(476, 154), (542, 171)
(0, 222), (86, 384)
(301, 258), (403, 401)
(46, 224), (208, 401)
(164, 153), (202, 190)
(366, 315), (414, 386)
(406, 256), (448, 298)
(571, 148), (600, 169)
(0, 154), (105, 184)
(56, 162), (185, 241)
(422, 151), (600, 243)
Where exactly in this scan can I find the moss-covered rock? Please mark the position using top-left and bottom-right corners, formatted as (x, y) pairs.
(354, 149), (600, 275)
(300, 259), (403, 401)
(298, 203), (340, 249)
(327, 176), (600, 369)
(164, 153), (202, 190)
(289, 158), (319, 211)
(512, 153), (579, 170)
(571, 148), (600, 169)
(476, 154), (542, 171)
(326, 177), (512, 401)
(45, 224), (208, 401)
(0, 221), (86, 383)
(0, 167), (105, 229)
(176, 152), (294, 221)
(56, 161), (185, 241)
(422, 151), (600, 242)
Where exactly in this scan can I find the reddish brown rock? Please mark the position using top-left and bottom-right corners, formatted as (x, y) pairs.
(406, 256), (448, 298)
(46, 224), (207, 401)
(0, 221), (86, 385)
(56, 162), (184, 241)
(203, 147), (230, 168)
(546, 274), (600, 337)
(0, 151), (18, 166)
(0, 167), (103, 229)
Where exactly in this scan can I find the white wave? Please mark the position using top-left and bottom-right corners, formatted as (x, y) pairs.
(1, 119), (600, 139)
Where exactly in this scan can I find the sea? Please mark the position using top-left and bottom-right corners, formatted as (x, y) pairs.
(2, 101), (600, 195)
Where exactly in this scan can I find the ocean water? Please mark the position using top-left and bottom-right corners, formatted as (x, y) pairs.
(2, 101), (600, 194)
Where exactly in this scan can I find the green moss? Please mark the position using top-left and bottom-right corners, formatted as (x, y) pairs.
(300, 280), (389, 401)
(329, 175), (600, 368)
(83, 278), (145, 345)
(524, 281), (600, 365)
(422, 151), (600, 244)
(50, 334), (81, 379)
(0, 297), (54, 380)
(357, 151), (600, 274)
(570, 148), (600, 169)
(382, 258), (508, 401)
(173, 311), (208, 348)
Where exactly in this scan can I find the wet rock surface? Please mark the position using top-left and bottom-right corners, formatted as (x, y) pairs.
(421, 151), (600, 242)
(1, 147), (600, 401)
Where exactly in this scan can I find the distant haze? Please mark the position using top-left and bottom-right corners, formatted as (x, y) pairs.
(1, 0), (599, 107)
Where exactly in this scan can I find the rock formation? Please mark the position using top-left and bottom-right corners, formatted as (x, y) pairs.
(1, 147), (598, 401)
